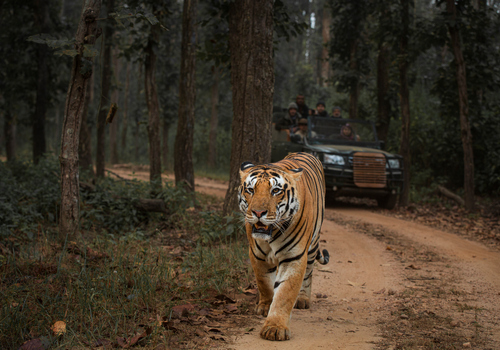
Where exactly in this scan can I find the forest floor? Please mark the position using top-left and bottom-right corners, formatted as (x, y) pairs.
(109, 165), (500, 350)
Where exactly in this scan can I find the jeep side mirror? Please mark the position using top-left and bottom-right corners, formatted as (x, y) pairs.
(379, 141), (385, 150)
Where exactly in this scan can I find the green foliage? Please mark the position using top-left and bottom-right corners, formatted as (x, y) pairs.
(0, 158), (60, 239)
(198, 211), (243, 244)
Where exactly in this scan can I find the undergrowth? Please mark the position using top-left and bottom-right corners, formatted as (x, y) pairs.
(0, 159), (250, 349)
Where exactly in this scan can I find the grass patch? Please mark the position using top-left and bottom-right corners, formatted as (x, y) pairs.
(0, 160), (252, 349)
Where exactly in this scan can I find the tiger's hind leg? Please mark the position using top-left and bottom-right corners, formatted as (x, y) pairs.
(294, 255), (315, 309)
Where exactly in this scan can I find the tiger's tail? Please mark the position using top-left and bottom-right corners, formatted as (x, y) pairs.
(316, 249), (330, 265)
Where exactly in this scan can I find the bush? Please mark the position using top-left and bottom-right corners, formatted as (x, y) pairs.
(0, 158), (60, 238)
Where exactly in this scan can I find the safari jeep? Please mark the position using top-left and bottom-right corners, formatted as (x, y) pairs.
(271, 116), (404, 209)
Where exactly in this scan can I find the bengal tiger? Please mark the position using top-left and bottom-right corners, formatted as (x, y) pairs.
(238, 152), (329, 341)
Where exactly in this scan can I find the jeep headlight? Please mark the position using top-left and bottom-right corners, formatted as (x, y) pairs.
(386, 159), (400, 169)
(324, 154), (345, 165)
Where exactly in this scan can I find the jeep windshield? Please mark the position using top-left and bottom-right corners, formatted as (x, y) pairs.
(307, 117), (379, 145)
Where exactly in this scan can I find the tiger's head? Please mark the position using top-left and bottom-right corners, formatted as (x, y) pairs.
(238, 162), (303, 241)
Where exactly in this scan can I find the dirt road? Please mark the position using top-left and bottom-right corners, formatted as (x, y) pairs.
(111, 168), (500, 349)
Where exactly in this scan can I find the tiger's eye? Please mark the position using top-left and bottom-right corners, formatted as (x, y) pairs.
(272, 188), (281, 194)
(247, 188), (254, 194)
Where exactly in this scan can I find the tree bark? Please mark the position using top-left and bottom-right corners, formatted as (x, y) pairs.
(110, 48), (120, 165)
(398, 0), (411, 207)
(223, 0), (274, 214)
(174, 0), (197, 192)
(162, 119), (170, 170)
(96, 0), (114, 177)
(348, 39), (359, 119)
(446, 0), (475, 211)
(79, 76), (94, 175)
(134, 64), (142, 162)
(121, 61), (130, 159)
(5, 110), (16, 161)
(320, 3), (331, 87)
(59, 0), (101, 239)
(33, 0), (50, 164)
(207, 66), (219, 168)
(376, 43), (391, 143)
(145, 18), (162, 189)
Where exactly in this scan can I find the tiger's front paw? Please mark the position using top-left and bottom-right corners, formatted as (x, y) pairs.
(260, 321), (290, 341)
(294, 297), (310, 309)
(255, 302), (271, 317)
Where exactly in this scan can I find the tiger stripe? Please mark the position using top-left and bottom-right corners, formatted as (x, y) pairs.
(238, 152), (329, 341)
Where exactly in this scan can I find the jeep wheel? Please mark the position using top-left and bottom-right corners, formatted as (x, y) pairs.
(377, 193), (398, 210)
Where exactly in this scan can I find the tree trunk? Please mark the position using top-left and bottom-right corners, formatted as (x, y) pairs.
(320, 3), (331, 87)
(398, 0), (411, 207)
(162, 120), (170, 170)
(134, 63), (142, 162)
(348, 40), (359, 119)
(33, 0), (50, 164)
(376, 43), (391, 143)
(207, 66), (219, 169)
(79, 76), (94, 175)
(121, 61), (130, 160)
(174, 0), (197, 192)
(145, 19), (162, 189)
(96, 0), (114, 177)
(223, 0), (274, 214)
(59, 0), (101, 239)
(446, 0), (475, 211)
(110, 48), (120, 165)
(5, 110), (16, 161)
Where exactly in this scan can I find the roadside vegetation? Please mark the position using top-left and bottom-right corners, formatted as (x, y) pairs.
(0, 157), (251, 349)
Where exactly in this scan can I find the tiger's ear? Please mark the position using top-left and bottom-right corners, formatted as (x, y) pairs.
(239, 161), (254, 180)
(288, 168), (303, 181)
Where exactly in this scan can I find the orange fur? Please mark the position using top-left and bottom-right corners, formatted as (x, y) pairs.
(238, 152), (328, 341)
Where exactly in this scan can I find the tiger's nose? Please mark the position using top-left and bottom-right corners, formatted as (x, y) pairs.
(252, 210), (267, 218)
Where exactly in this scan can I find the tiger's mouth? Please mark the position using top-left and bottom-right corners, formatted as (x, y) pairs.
(252, 222), (273, 237)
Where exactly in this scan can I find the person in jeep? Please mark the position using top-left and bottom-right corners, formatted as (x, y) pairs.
(294, 118), (317, 142)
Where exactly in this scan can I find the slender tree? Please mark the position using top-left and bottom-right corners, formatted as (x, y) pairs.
(59, 0), (101, 238)
(121, 61), (130, 160)
(4, 110), (16, 161)
(96, 0), (114, 177)
(174, 0), (197, 192)
(33, 0), (50, 164)
(207, 65), (219, 168)
(320, 3), (331, 87)
(145, 11), (162, 188)
(399, 0), (412, 207)
(376, 42), (391, 143)
(79, 77), (95, 175)
(110, 48), (120, 165)
(446, 0), (475, 211)
(223, 0), (274, 214)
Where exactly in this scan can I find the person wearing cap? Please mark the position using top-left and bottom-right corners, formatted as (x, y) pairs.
(332, 106), (342, 118)
(294, 118), (317, 142)
(315, 101), (329, 117)
(275, 102), (302, 139)
(295, 94), (309, 119)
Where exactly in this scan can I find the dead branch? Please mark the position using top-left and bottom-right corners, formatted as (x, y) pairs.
(437, 185), (465, 207)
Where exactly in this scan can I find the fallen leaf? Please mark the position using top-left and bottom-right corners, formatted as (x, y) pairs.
(215, 294), (236, 304)
(406, 264), (421, 270)
(347, 280), (359, 287)
(51, 321), (66, 336)
(171, 303), (195, 317)
(19, 338), (49, 350)
(373, 288), (386, 295)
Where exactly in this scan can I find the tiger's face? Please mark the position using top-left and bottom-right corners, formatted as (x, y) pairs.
(239, 162), (303, 241)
